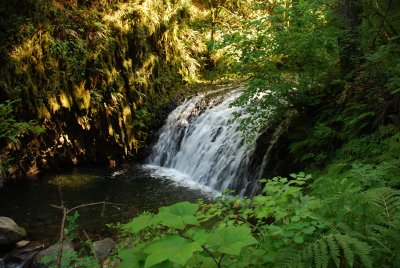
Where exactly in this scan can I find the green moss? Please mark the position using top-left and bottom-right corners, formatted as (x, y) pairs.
(0, 0), (206, 180)
(48, 173), (98, 188)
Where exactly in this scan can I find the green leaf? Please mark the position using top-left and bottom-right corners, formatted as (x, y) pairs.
(206, 225), (258, 255)
(118, 245), (147, 268)
(268, 225), (283, 236)
(187, 254), (216, 267)
(156, 202), (199, 229)
(282, 230), (295, 238)
(188, 228), (208, 245)
(303, 226), (316, 235)
(291, 215), (301, 222)
(144, 235), (202, 267)
(123, 214), (154, 234)
(294, 236), (304, 244)
(160, 201), (199, 215)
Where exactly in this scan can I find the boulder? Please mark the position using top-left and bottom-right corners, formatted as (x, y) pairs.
(0, 217), (27, 252)
(92, 238), (116, 261)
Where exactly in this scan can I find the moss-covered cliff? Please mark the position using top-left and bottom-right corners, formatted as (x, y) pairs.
(0, 0), (206, 182)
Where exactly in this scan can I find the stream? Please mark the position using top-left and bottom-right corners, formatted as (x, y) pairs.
(0, 164), (214, 243)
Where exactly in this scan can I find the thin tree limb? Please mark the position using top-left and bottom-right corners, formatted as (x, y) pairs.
(51, 198), (138, 268)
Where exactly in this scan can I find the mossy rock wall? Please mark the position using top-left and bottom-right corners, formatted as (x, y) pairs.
(0, 0), (201, 180)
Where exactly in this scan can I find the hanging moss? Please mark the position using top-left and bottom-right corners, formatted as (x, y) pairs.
(0, 0), (204, 181)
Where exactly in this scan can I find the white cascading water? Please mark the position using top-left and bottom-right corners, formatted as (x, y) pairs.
(147, 89), (259, 195)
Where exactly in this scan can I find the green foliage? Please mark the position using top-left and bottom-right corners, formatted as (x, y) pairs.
(218, 0), (341, 137)
(119, 200), (258, 267)
(124, 202), (199, 233)
(143, 235), (201, 267)
(289, 123), (337, 165)
(287, 233), (373, 268)
(116, 171), (400, 267)
(0, 100), (43, 144)
(365, 188), (400, 264)
(205, 225), (258, 255)
(38, 245), (79, 268)
(0, 100), (44, 175)
(64, 211), (80, 242)
(207, 0), (399, 164)
(156, 201), (199, 229)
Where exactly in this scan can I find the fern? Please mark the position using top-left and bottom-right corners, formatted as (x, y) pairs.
(326, 235), (340, 268)
(330, 222), (352, 234)
(286, 233), (373, 268)
(366, 188), (400, 226)
(348, 235), (373, 268)
(313, 239), (328, 268)
(364, 188), (400, 265)
(336, 234), (355, 267)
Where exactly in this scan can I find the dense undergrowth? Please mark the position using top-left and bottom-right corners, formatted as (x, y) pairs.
(115, 173), (399, 267)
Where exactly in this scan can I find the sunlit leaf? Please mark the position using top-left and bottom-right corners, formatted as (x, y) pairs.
(123, 214), (154, 234)
(206, 225), (258, 255)
(155, 201), (199, 229)
(144, 235), (202, 267)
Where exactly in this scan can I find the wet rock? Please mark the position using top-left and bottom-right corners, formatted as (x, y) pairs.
(92, 238), (116, 261)
(2, 243), (45, 268)
(0, 217), (27, 252)
(35, 241), (75, 267)
(243, 110), (299, 196)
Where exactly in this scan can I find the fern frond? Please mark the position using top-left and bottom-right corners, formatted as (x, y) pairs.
(296, 233), (372, 268)
(301, 242), (314, 261)
(313, 239), (329, 268)
(350, 236), (373, 268)
(335, 234), (355, 267)
(365, 224), (391, 253)
(330, 222), (351, 234)
(278, 247), (304, 268)
(337, 234), (373, 268)
(326, 235), (340, 268)
(366, 187), (400, 226)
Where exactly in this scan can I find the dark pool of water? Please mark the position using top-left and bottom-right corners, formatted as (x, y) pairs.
(0, 164), (213, 243)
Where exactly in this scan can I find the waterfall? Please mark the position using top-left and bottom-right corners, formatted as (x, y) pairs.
(147, 89), (260, 195)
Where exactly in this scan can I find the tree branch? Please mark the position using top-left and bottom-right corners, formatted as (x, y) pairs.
(51, 198), (137, 268)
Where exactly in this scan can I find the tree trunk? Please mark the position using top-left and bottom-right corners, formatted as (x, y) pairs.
(337, 0), (363, 80)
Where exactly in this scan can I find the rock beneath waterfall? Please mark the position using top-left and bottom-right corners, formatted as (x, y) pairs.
(0, 217), (27, 252)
